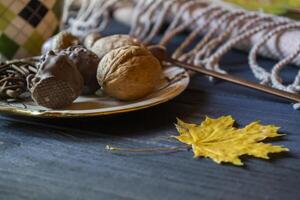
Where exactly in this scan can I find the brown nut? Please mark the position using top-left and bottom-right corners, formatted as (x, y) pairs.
(84, 32), (102, 50)
(28, 51), (84, 109)
(97, 45), (161, 101)
(64, 45), (100, 94)
(51, 31), (80, 51)
(147, 45), (167, 63)
(91, 34), (141, 59)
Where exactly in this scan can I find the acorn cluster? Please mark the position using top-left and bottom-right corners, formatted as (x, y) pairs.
(28, 31), (162, 109)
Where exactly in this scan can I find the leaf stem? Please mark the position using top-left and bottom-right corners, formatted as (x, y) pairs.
(105, 145), (189, 153)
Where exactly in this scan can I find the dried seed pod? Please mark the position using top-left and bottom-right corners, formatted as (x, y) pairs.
(91, 34), (141, 59)
(64, 46), (100, 94)
(51, 31), (80, 51)
(84, 32), (102, 50)
(28, 51), (83, 109)
(97, 45), (161, 100)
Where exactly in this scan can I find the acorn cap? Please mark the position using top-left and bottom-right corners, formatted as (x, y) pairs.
(31, 77), (79, 109)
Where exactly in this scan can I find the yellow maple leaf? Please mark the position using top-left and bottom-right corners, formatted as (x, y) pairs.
(174, 116), (289, 166)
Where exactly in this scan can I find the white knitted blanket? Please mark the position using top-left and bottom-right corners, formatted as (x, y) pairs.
(63, 0), (300, 108)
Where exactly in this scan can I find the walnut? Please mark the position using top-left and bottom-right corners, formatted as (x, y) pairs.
(91, 34), (141, 59)
(51, 31), (80, 51)
(84, 32), (102, 49)
(97, 45), (161, 100)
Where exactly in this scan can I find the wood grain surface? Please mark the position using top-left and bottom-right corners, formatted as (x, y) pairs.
(0, 21), (299, 200)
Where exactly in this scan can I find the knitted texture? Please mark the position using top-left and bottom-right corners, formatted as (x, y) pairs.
(63, 0), (300, 109)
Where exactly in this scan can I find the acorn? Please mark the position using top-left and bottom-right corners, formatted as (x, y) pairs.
(63, 46), (100, 94)
(27, 51), (84, 109)
(41, 31), (80, 54)
(52, 31), (80, 51)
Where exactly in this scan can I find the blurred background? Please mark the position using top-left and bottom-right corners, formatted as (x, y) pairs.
(224, 0), (300, 19)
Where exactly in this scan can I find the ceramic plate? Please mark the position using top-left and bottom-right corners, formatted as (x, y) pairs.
(0, 66), (189, 118)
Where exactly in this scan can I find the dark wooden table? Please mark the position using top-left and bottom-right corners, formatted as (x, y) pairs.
(0, 21), (299, 200)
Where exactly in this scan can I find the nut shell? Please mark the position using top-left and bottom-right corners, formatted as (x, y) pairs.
(147, 45), (167, 63)
(97, 45), (161, 100)
(52, 31), (80, 51)
(84, 32), (102, 49)
(91, 34), (141, 59)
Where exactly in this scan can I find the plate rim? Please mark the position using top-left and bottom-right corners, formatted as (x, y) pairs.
(0, 68), (190, 118)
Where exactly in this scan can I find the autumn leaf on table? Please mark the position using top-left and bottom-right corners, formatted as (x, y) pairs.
(174, 116), (289, 166)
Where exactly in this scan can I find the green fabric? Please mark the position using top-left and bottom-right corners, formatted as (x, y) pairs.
(0, 34), (19, 59)
(23, 31), (44, 55)
(53, 0), (63, 20)
(0, 18), (9, 30)
(0, 0), (61, 60)
(2, 7), (16, 21)
(0, 2), (6, 13)
(0, 4), (15, 31)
